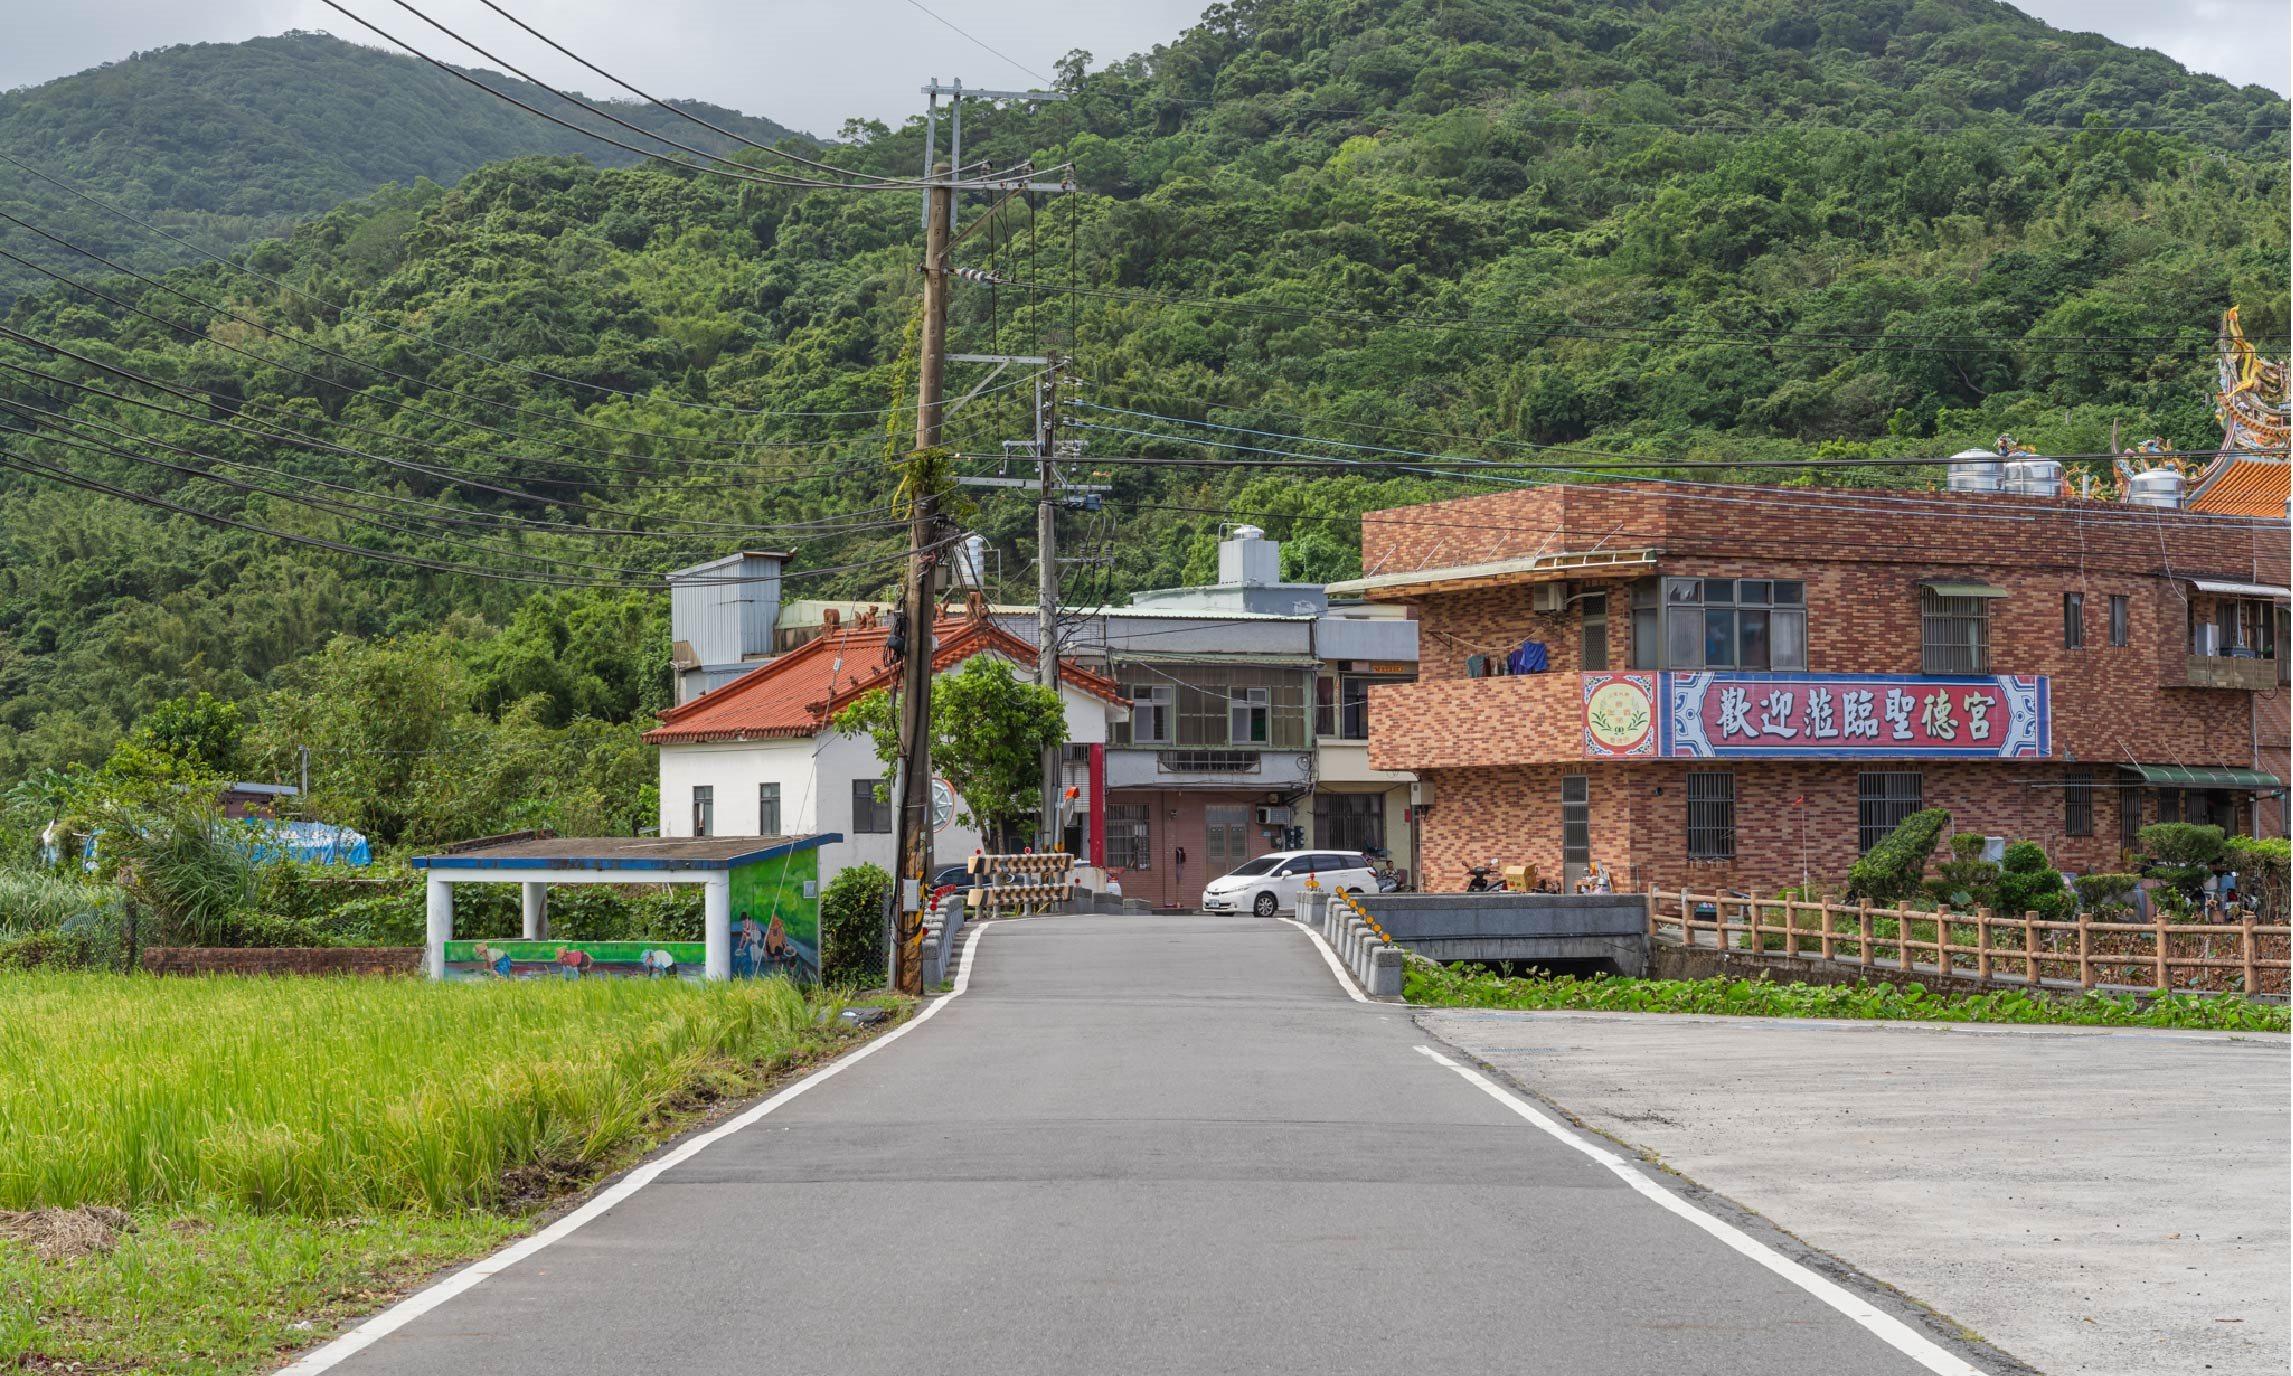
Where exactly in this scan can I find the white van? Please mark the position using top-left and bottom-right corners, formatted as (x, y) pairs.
(1201, 850), (1378, 918)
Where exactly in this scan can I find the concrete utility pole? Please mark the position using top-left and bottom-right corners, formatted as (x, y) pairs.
(1036, 362), (1062, 849)
(889, 163), (954, 997)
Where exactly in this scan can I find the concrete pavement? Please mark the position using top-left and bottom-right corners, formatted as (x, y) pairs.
(1421, 1008), (2291, 1376)
(314, 915), (2007, 1374)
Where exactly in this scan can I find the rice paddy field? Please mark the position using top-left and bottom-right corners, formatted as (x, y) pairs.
(0, 971), (888, 1373)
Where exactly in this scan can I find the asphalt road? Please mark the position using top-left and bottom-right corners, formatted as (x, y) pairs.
(1423, 1007), (2291, 1376)
(319, 915), (1996, 1375)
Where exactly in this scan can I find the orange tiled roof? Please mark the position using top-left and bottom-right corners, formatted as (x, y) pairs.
(2189, 459), (2290, 518)
(645, 614), (1122, 745)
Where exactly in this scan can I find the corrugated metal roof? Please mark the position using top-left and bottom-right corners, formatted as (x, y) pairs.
(2188, 459), (2290, 518)
(2120, 764), (2283, 790)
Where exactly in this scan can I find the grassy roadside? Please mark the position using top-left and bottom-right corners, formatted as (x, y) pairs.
(1405, 962), (2291, 1033)
(0, 972), (908, 1373)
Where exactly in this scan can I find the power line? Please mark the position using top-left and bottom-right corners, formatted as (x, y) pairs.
(896, 0), (1050, 83)
(1065, 402), (2287, 472)
(954, 268), (2276, 357)
(0, 350), (911, 542)
(0, 146), (1012, 423)
(465, 0), (933, 185)
(0, 217), (934, 464)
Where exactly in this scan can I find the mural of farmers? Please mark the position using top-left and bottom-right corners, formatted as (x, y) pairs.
(553, 946), (594, 979)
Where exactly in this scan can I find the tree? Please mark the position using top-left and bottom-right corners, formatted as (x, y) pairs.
(832, 655), (1069, 851)
(122, 692), (244, 776)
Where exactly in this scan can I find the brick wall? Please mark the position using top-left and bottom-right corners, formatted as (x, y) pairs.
(1104, 788), (1280, 908)
(1363, 482), (2290, 842)
(1415, 758), (2253, 896)
(140, 947), (423, 976)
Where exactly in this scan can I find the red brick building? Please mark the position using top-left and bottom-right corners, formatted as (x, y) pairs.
(1343, 477), (2290, 895)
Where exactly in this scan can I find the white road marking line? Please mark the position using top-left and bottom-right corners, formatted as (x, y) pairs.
(278, 924), (990, 1374)
(1282, 915), (1367, 1002)
(1413, 1044), (1986, 1376)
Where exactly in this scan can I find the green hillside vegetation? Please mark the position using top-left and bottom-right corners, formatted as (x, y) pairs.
(0, 31), (806, 304)
(0, 0), (2286, 818)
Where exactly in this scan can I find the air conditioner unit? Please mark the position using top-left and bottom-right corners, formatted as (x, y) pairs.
(1530, 583), (1568, 614)
(1255, 805), (1292, 826)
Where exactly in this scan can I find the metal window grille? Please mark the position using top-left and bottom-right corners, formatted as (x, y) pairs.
(1561, 775), (1590, 866)
(1104, 803), (1151, 870)
(850, 777), (891, 834)
(1920, 593), (1990, 673)
(691, 785), (714, 838)
(2063, 591), (2084, 649)
(1857, 772), (1924, 853)
(1315, 792), (1385, 853)
(1686, 771), (1736, 860)
(2108, 595), (2129, 648)
(2119, 787), (2143, 850)
(757, 782), (781, 836)
(2063, 771), (2092, 837)
(1159, 749), (1260, 773)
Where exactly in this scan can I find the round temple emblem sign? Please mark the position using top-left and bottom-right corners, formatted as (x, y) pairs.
(1583, 676), (1655, 755)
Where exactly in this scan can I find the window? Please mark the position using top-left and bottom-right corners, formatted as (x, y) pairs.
(1310, 852), (1358, 872)
(2227, 598), (2281, 660)
(1857, 772), (1924, 853)
(2155, 787), (2182, 825)
(1340, 678), (1382, 741)
(1105, 803), (1150, 869)
(1121, 684), (1173, 745)
(1315, 792), (1384, 853)
(1630, 579), (1659, 669)
(2120, 788), (2143, 850)
(2064, 771), (2092, 837)
(2108, 595), (2129, 648)
(1139, 665), (1309, 750)
(1229, 687), (1270, 744)
(691, 785), (714, 838)
(2062, 591), (2084, 649)
(850, 776), (891, 833)
(1921, 592), (1990, 673)
(1687, 771), (1736, 860)
(1561, 775), (1590, 867)
(1658, 578), (1806, 671)
(1581, 590), (1609, 671)
(1204, 804), (1249, 866)
(758, 782), (781, 836)
(1314, 676), (1336, 738)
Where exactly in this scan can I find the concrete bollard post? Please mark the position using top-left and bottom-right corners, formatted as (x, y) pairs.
(1341, 917), (1359, 965)
(1301, 890), (1324, 928)
(1368, 945), (1404, 999)
(1357, 935), (1378, 987)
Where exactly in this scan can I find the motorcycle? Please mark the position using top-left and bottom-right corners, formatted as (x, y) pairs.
(1465, 861), (1509, 893)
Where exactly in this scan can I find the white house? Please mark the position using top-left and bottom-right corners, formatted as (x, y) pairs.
(646, 609), (1128, 885)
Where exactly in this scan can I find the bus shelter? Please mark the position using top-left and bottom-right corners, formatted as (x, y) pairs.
(410, 833), (837, 982)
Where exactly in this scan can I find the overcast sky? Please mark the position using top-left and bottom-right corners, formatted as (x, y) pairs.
(1, 0), (2284, 136)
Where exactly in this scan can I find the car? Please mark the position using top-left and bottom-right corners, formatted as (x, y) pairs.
(1200, 850), (1378, 919)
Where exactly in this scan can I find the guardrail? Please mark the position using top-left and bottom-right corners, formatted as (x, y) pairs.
(1301, 879), (1404, 999)
(1647, 889), (2290, 998)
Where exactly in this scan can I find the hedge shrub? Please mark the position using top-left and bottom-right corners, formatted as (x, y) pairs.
(2138, 823), (2225, 901)
(1848, 807), (1949, 904)
(820, 863), (890, 987)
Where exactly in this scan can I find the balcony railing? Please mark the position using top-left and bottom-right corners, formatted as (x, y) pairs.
(2178, 653), (2281, 691)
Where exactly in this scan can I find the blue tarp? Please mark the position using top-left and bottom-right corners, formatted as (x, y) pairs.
(241, 819), (372, 867)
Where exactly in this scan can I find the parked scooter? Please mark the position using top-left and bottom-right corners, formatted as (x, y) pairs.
(1465, 861), (1509, 892)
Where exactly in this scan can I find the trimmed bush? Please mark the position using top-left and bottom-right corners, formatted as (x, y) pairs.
(1848, 807), (1949, 904)
(2072, 872), (2140, 913)
(820, 863), (890, 987)
(1995, 841), (2069, 920)
(2224, 836), (2289, 919)
(2138, 823), (2225, 901)
(1924, 832), (2000, 910)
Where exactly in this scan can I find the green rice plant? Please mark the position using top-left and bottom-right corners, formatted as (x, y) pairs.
(1405, 962), (2290, 1033)
(0, 972), (837, 1216)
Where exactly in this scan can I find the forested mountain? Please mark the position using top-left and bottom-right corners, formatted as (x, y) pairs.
(0, 0), (2286, 814)
(0, 31), (806, 304)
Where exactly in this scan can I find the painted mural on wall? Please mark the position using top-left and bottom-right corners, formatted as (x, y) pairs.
(727, 844), (820, 981)
(1582, 672), (2050, 760)
(440, 846), (824, 982)
(443, 940), (705, 980)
